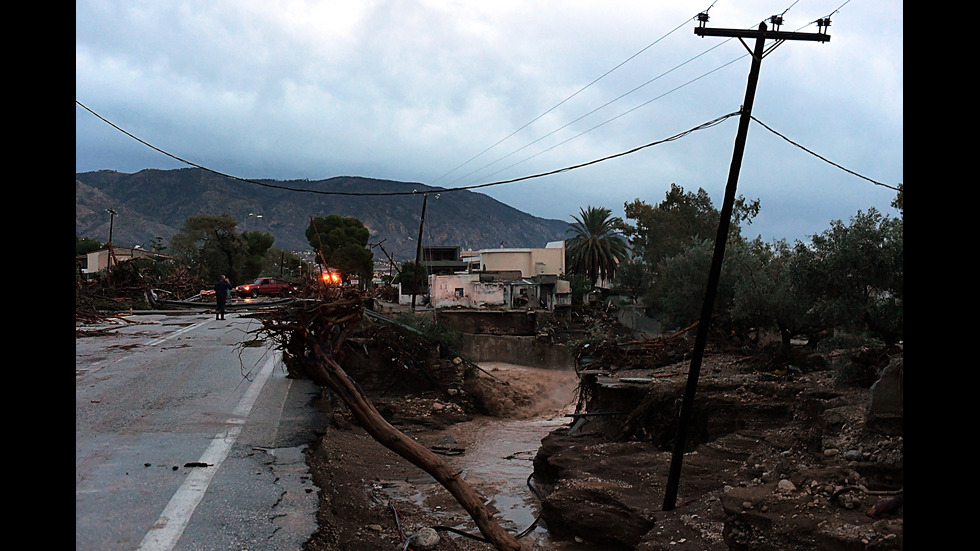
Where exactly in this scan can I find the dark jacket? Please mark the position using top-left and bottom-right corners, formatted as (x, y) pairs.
(215, 279), (232, 303)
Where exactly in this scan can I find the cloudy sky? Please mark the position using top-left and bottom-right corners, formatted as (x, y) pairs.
(76, 0), (902, 245)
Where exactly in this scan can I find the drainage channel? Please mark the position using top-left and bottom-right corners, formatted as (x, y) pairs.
(379, 363), (577, 547)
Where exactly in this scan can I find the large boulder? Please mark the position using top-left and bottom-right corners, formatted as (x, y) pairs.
(541, 478), (657, 548)
(865, 357), (903, 435)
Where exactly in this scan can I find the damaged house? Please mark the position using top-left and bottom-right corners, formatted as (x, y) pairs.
(77, 246), (168, 277)
(424, 242), (572, 311)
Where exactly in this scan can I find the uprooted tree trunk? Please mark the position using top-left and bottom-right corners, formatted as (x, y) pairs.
(257, 289), (528, 551)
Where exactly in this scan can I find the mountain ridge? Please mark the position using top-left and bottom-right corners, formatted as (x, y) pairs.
(75, 168), (573, 261)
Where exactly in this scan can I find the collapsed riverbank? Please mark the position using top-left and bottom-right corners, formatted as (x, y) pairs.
(302, 362), (585, 551)
(296, 303), (901, 550)
(302, 351), (903, 551)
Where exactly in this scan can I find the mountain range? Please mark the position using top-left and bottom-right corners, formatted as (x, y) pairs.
(75, 168), (573, 262)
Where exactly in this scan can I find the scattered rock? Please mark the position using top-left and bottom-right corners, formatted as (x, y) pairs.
(776, 479), (796, 494)
(411, 527), (440, 549)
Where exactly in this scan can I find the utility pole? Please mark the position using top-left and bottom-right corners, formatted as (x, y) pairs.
(411, 193), (428, 311)
(106, 208), (118, 269)
(662, 14), (830, 512)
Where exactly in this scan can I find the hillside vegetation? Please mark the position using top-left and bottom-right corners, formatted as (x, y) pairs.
(75, 168), (571, 260)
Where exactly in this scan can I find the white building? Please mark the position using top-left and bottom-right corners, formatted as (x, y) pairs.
(427, 241), (571, 310)
(79, 246), (167, 275)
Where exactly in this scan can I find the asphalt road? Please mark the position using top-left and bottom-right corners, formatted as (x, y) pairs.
(76, 311), (325, 551)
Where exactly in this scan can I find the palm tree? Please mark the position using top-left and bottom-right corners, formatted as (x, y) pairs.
(566, 206), (629, 287)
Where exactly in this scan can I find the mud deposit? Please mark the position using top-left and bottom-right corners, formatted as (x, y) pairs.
(304, 354), (903, 551)
(304, 363), (586, 551)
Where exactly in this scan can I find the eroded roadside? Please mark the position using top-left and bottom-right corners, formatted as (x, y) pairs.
(301, 346), (903, 551)
(302, 362), (585, 551)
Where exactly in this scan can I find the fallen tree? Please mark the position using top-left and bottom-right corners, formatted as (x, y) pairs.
(255, 288), (528, 551)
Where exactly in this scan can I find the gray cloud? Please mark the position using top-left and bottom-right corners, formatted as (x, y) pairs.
(76, 1), (903, 245)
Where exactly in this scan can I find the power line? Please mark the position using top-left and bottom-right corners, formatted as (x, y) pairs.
(453, 55), (747, 186)
(451, 111), (739, 192)
(749, 115), (899, 191)
(76, 99), (738, 197)
(430, 2), (721, 186)
(442, 39), (739, 188)
(445, 0), (818, 189)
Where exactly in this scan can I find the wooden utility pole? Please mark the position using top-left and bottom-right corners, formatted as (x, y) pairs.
(106, 208), (118, 269)
(411, 193), (428, 311)
(662, 15), (830, 512)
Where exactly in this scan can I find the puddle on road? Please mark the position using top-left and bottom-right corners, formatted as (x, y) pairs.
(380, 363), (578, 547)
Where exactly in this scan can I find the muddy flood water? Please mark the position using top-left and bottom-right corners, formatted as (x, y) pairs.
(381, 362), (582, 548)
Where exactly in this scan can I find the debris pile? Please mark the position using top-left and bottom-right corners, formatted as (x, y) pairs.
(254, 288), (533, 551)
(76, 259), (207, 322)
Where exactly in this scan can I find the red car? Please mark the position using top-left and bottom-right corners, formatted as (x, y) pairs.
(235, 277), (297, 298)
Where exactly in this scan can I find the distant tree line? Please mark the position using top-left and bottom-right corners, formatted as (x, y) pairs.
(78, 211), (381, 293)
(563, 182), (903, 349)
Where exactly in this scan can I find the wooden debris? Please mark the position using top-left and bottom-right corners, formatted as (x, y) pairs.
(256, 288), (528, 551)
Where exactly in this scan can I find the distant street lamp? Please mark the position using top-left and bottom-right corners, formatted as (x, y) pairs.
(247, 212), (263, 231)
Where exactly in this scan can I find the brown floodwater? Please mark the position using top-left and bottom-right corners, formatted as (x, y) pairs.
(381, 363), (580, 547)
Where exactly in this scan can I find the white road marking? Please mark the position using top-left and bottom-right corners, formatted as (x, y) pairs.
(135, 354), (277, 551)
(146, 320), (210, 347)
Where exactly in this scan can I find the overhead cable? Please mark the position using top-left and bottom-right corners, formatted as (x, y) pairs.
(75, 99), (737, 197)
(750, 115), (899, 191)
(457, 55), (747, 186)
(443, 39), (738, 188)
(431, 1), (721, 186)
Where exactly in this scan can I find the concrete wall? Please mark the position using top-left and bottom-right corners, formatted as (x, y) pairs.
(429, 274), (507, 308)
(478, 245), (565, 278)
(84, 247), (161, 274)
(436, 309), (538, 335)
(480, 249), (534, 276)
(461, 334), (575, 370)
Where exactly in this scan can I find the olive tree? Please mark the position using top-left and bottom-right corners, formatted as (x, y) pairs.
(306, 215), (374, 284)
(620, 184), (759, 305)
(392, 261), (427, 295)
(169, 214), (248, 283)
(729, 238), (814, 351)
(791, 207), (903, 344)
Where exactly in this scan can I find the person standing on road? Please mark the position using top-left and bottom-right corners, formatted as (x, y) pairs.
(214, 275), (232, 320)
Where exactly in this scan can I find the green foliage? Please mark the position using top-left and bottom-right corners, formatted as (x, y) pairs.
(561, 273), (593, 305)
(392, 261), (428, 294)
(306, 215), (374, 282)
(728, 238), (814, 349)
(565, 205), (629, 286)
(147, 236), (167, 253)
(891, 183), (903, 217)
(791, 207), (903, 344)
(76, 235), (103, 256)
(169, 214), (245, 282)
(650, 203), (902, 347)
(168, 213), (275, 284)
(241, 230), (275, 281)
(649, 238), (731, 328)
(622, 183), (759, 272)
(814, 333), (889, 387)
(393, 312), (464, 359)
(610, 258), (649, 302)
